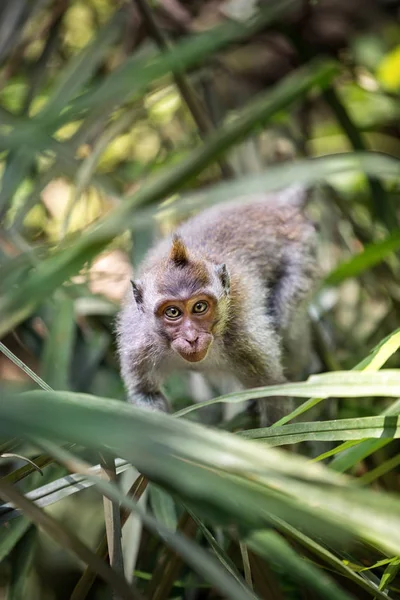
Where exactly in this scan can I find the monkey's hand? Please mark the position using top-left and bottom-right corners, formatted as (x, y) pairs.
(128, 389), (170, 413)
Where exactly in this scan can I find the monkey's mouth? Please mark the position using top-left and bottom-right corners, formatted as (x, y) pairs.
(178, 347), (209, 363)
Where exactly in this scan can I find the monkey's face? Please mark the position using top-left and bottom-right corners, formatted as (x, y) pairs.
(155, 295), (216, 363)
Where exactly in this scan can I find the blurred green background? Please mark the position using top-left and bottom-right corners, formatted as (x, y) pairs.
(0, 0), (400, 599)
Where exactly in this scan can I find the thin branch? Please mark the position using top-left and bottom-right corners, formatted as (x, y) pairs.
(0, 341), (52, 392)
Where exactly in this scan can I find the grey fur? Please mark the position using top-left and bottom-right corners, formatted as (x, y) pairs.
(116, 187), (319, 422)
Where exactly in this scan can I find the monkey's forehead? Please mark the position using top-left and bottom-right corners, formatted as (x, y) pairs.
(156, 263), (211, 297)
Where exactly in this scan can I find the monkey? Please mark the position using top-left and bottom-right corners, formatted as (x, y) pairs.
(116, 185), (319, 424)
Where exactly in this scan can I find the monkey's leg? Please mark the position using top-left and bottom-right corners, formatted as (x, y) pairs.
(235, 364), (291, 427)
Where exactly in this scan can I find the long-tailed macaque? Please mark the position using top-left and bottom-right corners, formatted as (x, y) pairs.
(116, 186), (319, 423)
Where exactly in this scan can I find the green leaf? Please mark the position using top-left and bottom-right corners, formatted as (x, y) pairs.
(38, 441), (260, 600)
(325, 231), (400, 286)
(249, 326), (400, 431)
(59, 0), (299, 123)
(175, 370), (400, 418)
(6, 526), (37, 600)
(3, 389), (400, 556)
(378, 556), (400, 593)
(246, 529), (354, 600)
(38, 10), (125, 124)
(241, 415), (400, 446)
(272, 518), (389, 600)
(41, 294), (75, 390)
(149, 485), (178, 531)
(0, 60), (338, 337)
(0, 517), (31, 563)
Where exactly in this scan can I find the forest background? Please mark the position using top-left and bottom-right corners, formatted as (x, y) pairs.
(0, 0), (400, 599)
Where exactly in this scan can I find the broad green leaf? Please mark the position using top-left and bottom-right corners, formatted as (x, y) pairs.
(3, 390), (400, 555)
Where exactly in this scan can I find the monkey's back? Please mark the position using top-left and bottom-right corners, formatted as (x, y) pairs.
(172, 189), (318, 285)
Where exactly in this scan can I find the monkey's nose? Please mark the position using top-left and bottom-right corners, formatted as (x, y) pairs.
(185, 335), (198, 345)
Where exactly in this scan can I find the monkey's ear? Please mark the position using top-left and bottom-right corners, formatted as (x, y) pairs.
(169, 234), (188, 267)
(131, 280), (143, 308)
(215, 263), (230, 295)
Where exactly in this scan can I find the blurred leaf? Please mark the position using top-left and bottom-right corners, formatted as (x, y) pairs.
(149, 484), (177, 531)
(0, 476), (139, 600)
(60, 0), (299, 124)
(6, 525), (37, 600)
(3, 389), (400, 556)
(325, 231), (400, 286)
(40, 441), (260, 600)
(377, 45), (400, 92)
(0, 60), (338, 337)
(0, 516), (31, 562)
(246, 529), (353, 600)
(41, 294), (75, 390)
(188, 509), (248, 587)
(0, 147), (33, 218)
(378, 556), (400, 593)
(38, 9), (125, 124)
(273, 518), (389, 600)
(357, 453), (400, 485)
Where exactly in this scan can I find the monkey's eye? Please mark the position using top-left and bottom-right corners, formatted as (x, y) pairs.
(164, 306), (182, 319)
(192, 301), (208, 314)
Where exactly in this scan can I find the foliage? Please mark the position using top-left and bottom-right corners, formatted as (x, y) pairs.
(0, 0), (399, 599)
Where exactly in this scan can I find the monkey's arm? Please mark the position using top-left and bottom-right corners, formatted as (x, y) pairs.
(117, 302), (169, 412)
(119, 347), (169, 411)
